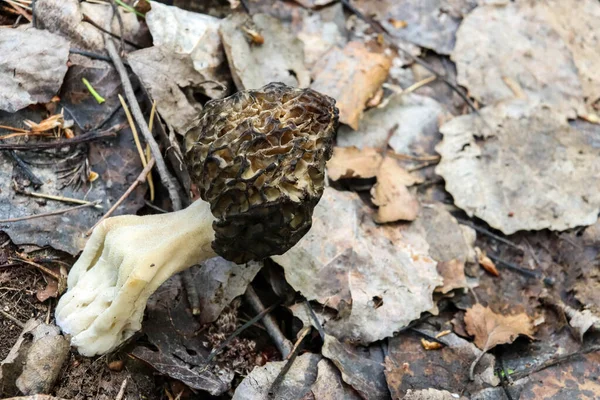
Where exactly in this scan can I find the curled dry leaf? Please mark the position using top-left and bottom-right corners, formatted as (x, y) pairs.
(311, 41), (391, 129)
(220, 13), (310, 90)
(0, 28), (69, 113)
(435, 100), (600, 234)
(371, 157), (420, 223)
(475, 247), (499, 277)
(272, 188), (442, 344)
(435, 259), (468, 294)
(464, 304), (535, 351)
(327, 147), (382, 180)
(453, 2), (586, 117)
(420, 338), (443, 350)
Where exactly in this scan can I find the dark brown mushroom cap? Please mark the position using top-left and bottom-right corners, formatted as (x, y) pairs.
(185, 82), (338, 263)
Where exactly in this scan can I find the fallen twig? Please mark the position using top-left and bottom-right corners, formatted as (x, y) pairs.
(0, 128), (118, 150)
(0, 309), (25, 328)
(16, 189), (103, 209)
(487, 253), (555, 286)
(82, 13), (142, 49)
(118, 94), (155, 202)
(268, 326), (310, 396)
(12, 254), (62, 282)
(245, 284), (293, 358)
(456, 219), (522, 251)
(103, 6), (182, 211)
(86, 158), (155, 235)
(115, 377), (128, 400)
(0, 201), (101, 224)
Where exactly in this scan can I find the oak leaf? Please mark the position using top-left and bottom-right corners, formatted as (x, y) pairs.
(464, 304), (534, 351)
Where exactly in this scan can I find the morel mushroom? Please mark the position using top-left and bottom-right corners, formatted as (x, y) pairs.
(55, 83), (338, 356)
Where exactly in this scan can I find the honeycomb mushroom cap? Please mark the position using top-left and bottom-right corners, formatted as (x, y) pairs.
(185, 82), (338, 263)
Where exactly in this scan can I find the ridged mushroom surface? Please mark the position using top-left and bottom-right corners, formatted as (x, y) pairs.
(185, 82), (338, 263)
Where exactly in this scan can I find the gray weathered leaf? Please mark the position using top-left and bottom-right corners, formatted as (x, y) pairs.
(0, 28), (69, 112)
(435, 100), (600, 234)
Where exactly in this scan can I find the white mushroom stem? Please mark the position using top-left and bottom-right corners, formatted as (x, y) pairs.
(55, 199), (216, 356)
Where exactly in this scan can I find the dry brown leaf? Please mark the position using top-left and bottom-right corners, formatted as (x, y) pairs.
(435, 259), (468, 294)
(371, 157), (420, 223)
(464, 304), (535, 351)
(36, 279), (59, 303)
(327, 147), (383, 180)
(420, 338), (443, 350)
(311, 41), (391, 129)
(475, 247), (499, 277)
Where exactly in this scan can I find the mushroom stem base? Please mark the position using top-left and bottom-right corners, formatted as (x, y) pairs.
(55, 199), (216, 356)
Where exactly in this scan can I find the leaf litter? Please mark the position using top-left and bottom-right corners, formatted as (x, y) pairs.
(1, 0), (600, 398)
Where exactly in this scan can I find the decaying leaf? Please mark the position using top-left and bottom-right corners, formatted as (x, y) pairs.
(453, 2), (585, 117)
(352, 0), (477, 55)
(193, 257), (262, 324)
(327, 147), (382, 180)
(435, 100), (600, 234)
(435, 259), (468, 294)
(128, 3), (231, 134)
(475, 247), (499, 277)
(322, 335), (389, 400)
(464, 304), (535, 351)
(220, 13), (310, 90)
(232, 353), (321, 400)
(311, 41), (391, 129)
(294, 3), (348, 69)
(518, 352), (600, 400)
(131, 276), (233, 396)
(0, 28), (69, 113)
(534, 0), (600, 107)
(310, 359), (363, 400)
(272, 188), (442, 344)
(404, 203), (476, 268)
(567, 309), (600, 341)
(371, 157), (420, 223)
(337, 93), (445, 154)
(35, 0), (149, 52)
(384, 330), (498, 398)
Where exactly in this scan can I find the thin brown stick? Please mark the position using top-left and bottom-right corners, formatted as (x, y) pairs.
(103, 7), (182, 211)
(0, 309), (25, 328)
(0, 128), (118, 150)
(6, 0), (32, 21)
(287, 326), (311, 360)
(115, 377), (128, 400)
(12, 256), (62, 281)
(0, 201), (100, 224)
(18, 190), (103, 209)
(245, 284), (293, 357)
(86, 158), (155, 236)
